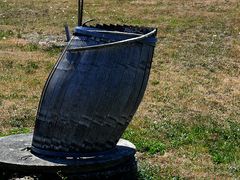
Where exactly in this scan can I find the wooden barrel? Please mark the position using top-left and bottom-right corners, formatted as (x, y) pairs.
(32, 24), (157, 155)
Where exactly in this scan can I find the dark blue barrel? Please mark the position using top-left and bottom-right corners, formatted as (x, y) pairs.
(32, 24), (157, 155)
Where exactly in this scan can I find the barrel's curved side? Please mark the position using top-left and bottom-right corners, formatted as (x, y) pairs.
(32, 39), (155, 153)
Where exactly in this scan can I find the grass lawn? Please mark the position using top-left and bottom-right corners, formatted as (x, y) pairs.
(0, 0), (240, 179)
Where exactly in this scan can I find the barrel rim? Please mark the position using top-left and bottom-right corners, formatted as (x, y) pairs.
(68, 26), (157, 52)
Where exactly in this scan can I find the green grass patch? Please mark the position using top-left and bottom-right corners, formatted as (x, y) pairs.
(138, 162), (182, 180)
(9, 115), (34, 128)
(43, 61), (55, 72)
(43, 45), (63, 56)
(0, 30), (14, 40)
(124, 127), (166, 155)
(124, 117), (240, 165)
(0, 92), (27, 100)
(138, 163), (161, 180)
(9, 109), (35, 128)
(0, 60), (14, 70)
(207, 121), (240, 164)
(24, 61), (39, 74)
(18, 43), (40, 52)
(0, 128), (31, 137)
(156, 119), (240, 164)
(16, 42), (63, 57)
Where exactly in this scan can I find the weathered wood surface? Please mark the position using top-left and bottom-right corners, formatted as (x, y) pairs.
(32, 25), (157, 153)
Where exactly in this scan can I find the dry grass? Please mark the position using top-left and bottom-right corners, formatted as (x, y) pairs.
(1, 0), (240, 179)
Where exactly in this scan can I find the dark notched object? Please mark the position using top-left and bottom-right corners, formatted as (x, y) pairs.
(31, 24), (157, 156)
(64, 24), (71, 42)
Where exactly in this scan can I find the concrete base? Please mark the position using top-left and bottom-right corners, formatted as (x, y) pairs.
(0, 134), (137, 179)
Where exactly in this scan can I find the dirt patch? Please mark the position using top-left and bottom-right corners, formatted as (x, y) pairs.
(22, 33), (66, 48)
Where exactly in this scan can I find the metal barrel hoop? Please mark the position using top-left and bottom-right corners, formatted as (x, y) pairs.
(68, 28), (157, 52)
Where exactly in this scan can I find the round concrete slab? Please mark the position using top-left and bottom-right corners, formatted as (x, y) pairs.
(0, 134), (136, 175)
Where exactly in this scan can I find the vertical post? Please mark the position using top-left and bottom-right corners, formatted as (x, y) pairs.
(64, 24), (71, 42)
(78, 0), (84, 26)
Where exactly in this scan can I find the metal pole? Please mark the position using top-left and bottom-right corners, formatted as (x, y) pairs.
(78, 0), (84, 26)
